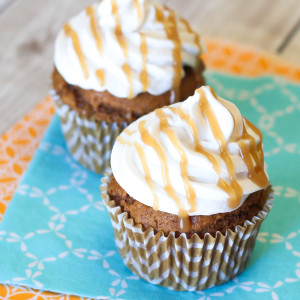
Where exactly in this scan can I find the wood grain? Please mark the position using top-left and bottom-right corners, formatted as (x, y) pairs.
(283, 29), (300, 64)
(278, 19), (300, 62)
(0, 0), (299, 135)
(166, 0), (300, 62)
(0, 0), (94, 135)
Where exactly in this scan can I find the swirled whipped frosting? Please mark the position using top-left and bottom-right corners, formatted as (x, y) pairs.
(54, 0), (204, 99)
(111, 86), (269, 217)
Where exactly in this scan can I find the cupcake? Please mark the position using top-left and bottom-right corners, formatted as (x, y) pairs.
(101, 86), (273, 291)
(52, 0), (205, 173)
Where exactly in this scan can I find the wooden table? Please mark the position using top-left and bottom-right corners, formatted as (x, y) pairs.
(0, 0), (299, 135)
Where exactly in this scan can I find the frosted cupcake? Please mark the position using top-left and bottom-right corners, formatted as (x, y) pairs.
(52, 0), (205, 173)
(101, 86), (273, 291)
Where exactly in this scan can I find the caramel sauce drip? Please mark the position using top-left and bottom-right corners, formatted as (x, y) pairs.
(133, 0), (143, 21)
(119, 128), (159, 209)
(155, 8), (164, 22)
(140, 34), (149, 92)
(86, 6), (106, 86)
(169, 107), (221, 174)
(86, 6), (103, 55)
(96, 69), (105, 86)
(124, 128), (134, 136)
(117, 128), (135, 144)
(122, 63), (134, 97)
(198, 88), (243, 208)
(138, 120), (189, 231)
(64, 24), (89, 79)
(238, 118), (269, 188)
(156, 110), (196, 213)
(112, 0), (127, 56)
(111, 0), (134, 98)
(116, 136), (131, 146)
(134, 142), (159, 210)
(156, 7), (182, 101)
(181, 18), (203, 54)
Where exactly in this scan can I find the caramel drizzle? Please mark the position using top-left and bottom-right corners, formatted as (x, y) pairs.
(117, 128), (135, 144)
(96, 69), (105, 86)
(156, 110), (196, 213)
(168, 107), (221, 174)
(116, 136), (131, 146)
(112, 0), (134, 98)
(138, 120), (189, 229)
(238, 118), (268, 187)
(64, 24), (89, 79)
(156, 7), (182, 100)
(86, 6), (103, 55)
(118, 127), (159, 209)
(134, 142), (159, 210)
(86, 5), (106, 86)
(206, 87), (267, 189)
(155, 7), (164, 22)
(198, 88), (243, 208)
(133, 0), (142, 21)
(140, 34), (149, 92)
(124, 128), (135, 136)
(181, 18), (203, 54)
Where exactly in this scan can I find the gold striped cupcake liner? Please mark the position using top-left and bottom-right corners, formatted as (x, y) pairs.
(101, 170), (274, 291)
(52, 91), (127, 173)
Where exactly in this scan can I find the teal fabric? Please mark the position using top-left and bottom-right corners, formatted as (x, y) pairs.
(0, 71), (300, 299)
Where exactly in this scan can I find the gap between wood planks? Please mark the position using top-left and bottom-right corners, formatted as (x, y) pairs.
(277, 19), (300, 53)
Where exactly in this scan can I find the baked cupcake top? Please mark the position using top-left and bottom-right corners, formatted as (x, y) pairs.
(54, 0), (204, 99)
(111, 86), (269, 218)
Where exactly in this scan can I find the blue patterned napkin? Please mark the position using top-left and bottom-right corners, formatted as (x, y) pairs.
(0, 71), (300, 299)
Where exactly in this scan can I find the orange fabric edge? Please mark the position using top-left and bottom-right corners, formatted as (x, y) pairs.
(0, 97), (55, 221)
(203, 37), (300, 83)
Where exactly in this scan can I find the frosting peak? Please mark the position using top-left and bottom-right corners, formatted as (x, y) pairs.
(54, 0), (204, 98)
(97, 0), (146, 32)
(111, 86), (269, 220)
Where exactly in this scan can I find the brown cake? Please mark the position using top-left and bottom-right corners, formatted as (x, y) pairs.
(52, 0), (206, 172)
(107, 174), (270, 238)
(52, 63), (205, 125)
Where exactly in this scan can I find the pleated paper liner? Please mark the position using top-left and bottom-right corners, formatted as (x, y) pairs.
(52, 90), (127, 173)
(100, 170), (274, 291)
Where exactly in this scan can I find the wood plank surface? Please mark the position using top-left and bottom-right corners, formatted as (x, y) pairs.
(0, 0), (94, 135)
(0, 0), (299, 135)
(167, 0), (300, 62)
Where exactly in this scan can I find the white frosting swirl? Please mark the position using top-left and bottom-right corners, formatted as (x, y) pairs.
(54, 0), (204, 98)
(111, 86), (269, 216)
